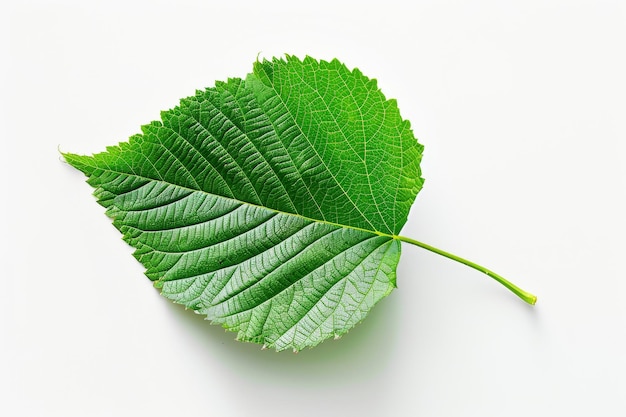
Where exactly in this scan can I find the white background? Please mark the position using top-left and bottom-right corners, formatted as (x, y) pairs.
(2, 0), (625, 416)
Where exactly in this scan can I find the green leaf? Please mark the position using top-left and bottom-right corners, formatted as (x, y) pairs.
(64, 55), (536, 352)
(64, 56), (423, 351)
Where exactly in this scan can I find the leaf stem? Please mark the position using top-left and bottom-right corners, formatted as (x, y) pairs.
(394, 235), (537, 305)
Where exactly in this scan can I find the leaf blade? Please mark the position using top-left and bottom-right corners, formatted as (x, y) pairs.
(64, 56), (423, 350)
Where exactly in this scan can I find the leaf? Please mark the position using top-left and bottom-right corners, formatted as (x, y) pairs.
(64, 56), (423, 351)
(64, 55), (536, 352)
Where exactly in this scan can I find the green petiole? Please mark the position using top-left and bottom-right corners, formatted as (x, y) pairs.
(395, 235), (537, 305)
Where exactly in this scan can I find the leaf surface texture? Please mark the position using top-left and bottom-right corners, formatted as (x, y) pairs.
(65, 56), (424, 350)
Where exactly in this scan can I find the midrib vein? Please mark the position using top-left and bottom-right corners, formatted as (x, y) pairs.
(88, 165), (397, 240)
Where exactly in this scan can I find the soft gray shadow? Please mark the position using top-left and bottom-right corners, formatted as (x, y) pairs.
(162, 287), (402, 387)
